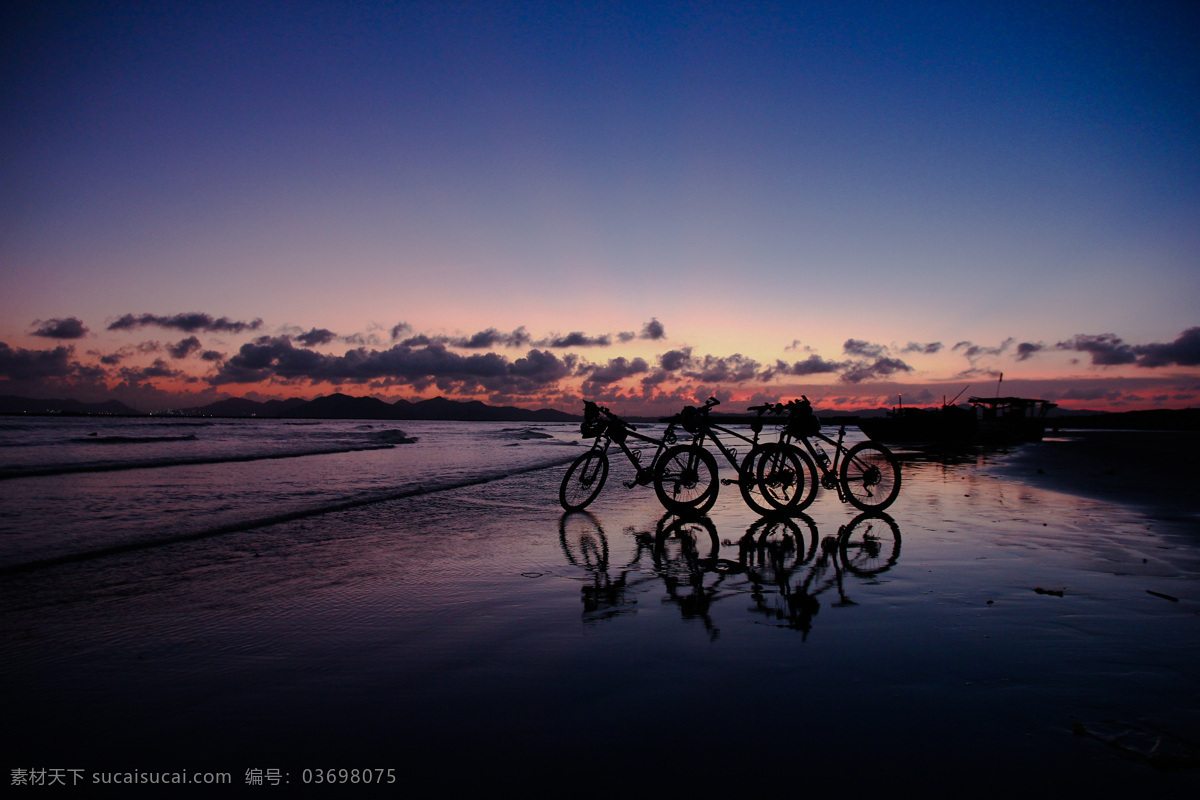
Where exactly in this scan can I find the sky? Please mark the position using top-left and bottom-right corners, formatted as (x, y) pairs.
(2, 1), (1198, 414)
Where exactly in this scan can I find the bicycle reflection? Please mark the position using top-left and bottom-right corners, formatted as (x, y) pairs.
(559, 510), (902, 639)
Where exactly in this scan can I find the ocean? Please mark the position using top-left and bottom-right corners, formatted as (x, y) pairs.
(0, 416), (582, 571)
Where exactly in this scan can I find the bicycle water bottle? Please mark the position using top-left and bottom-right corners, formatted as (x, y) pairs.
(814, 444), (831, 469)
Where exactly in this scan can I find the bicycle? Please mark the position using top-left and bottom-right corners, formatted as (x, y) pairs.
(559, 401), (718, 513)
(656, 397), (813, 516)
(756, 397), (902, 513)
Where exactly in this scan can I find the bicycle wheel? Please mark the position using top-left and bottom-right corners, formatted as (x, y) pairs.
(743, 515), (817, 584)
(654, 516), (720, 575)
(653, 445), (718, 514)
(839, 441), (901, 511)
(740, 443), (817, 515)
(559, 512), (609, 571)
(559, 450), (609, 511)
(839, 512), (901, 575)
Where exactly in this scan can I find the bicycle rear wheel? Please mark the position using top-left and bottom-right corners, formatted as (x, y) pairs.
(559, 450), (609, 511)
(839, 512), (901, 575)
(839, 441), (901, 511)
(653, 444), (718, 514)
(740, 443), (816, 515)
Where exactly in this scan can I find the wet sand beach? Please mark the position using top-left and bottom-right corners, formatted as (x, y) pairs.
(3, 434), (1199, 797)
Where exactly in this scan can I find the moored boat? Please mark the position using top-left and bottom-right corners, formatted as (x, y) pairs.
(859, 396), (1056, 445)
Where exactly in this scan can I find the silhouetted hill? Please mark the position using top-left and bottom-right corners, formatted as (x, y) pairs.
(399, 396), (575, 422)
(280, 393), (399, 420)
(0, 395), (141, 416)
(195, 397), (308, 417)
(177, 393), (577, 421)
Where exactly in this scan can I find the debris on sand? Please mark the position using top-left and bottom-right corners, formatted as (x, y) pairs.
(1072, 719), (1200, 769)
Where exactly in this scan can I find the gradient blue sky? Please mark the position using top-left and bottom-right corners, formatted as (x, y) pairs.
(3, 1), (1198, 412)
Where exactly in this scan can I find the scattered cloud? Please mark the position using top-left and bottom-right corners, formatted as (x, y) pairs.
(108, 312), (263, 334)
(452, 327), (532, 349)
(536, 331), (612, 348)
(32, 317), (89, 339)
(1015, 341), (1044, 361)
(167, 336), (202, 359)
(295, 328), (338, 347)
(775, 354), (845, 377)
(660, 348), (692, 372)
(1133, 326), (1200, 368)
(681, 353), (761, 383)
(902, 341), (943, 355)
(840, 357), (914, 384)
(639, 318), (666, 340)
(119, 359), (190, 382)
(843, 339), (887, 359)
(583, 356), (650, 386)
(1055, 333), (1136, 366)
(209, 337), (577, 395)
(953, 338), (1015, 363)
(0, 342), (75, 379)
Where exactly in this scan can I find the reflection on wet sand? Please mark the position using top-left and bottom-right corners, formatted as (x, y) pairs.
(560, 510), (903, 640)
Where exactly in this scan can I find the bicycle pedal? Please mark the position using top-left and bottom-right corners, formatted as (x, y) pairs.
(720, 478), (743, 486)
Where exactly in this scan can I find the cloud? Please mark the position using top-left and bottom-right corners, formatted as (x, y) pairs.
(1133, 327), (1200, 368)
(108, 312), (263, 334)
(295, 328), (337, 347)
(32, 317), (89, 339)
(452, 327), (531, 349)
(537, 331), (612, 348)
(902, 341), (943, 355)
(843, 339), (887, 358)
(584, 357), (650, 386)
(660, 348), (693, 372)
(1055, 333), (1136, 366)
(682, 353), (761, 383)
(840, 357), (914, 384)
(1015, 341), (1044, 361)
(953, 338), (1014, 363)
(0, 342), (75, 379)
(119, 359), (189, 382)
(167, 336), (203, 359)
(776, 354), (845, 377)
(210, 338), (574, 394)
(639, 318), (666, 340)
(390, 322), (411, 341)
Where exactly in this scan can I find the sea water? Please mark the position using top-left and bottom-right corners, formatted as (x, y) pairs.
(0, 416), (585, 570)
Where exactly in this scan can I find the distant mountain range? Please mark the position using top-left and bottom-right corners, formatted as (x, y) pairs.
(0, 393), (579, 422)
(0, 395), (143, 416)
(2, 393), (1194, 429)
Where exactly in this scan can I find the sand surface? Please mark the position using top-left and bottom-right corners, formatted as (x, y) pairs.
(3, 434), (1198, 796)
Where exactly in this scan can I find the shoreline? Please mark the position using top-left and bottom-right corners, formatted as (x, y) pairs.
(987, 429), (1199, 523)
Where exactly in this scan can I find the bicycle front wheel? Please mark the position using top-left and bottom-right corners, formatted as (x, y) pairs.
(839, 441), (901, 511)
(740, 443), (817, 515)
(559, 450), (609, 511)
(653, 445), (718, 514)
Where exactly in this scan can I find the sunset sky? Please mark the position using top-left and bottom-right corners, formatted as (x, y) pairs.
(3, 1), (1198, 414)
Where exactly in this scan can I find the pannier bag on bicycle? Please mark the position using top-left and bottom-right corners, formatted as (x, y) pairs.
(580, 401), (607, 438)
(786, 399), (821, 438)
(679, 405), (705, 434)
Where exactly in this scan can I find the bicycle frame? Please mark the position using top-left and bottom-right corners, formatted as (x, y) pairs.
(589, 406), (684, 487)
(779, 425), (853, 501)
